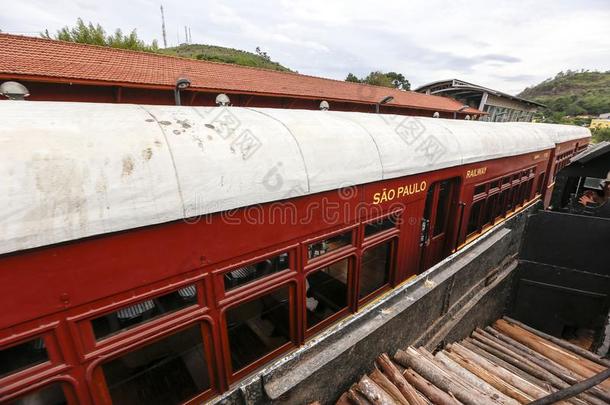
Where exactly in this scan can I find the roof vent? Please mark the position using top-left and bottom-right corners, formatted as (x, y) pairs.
(0, 81), (30, 100)
(216, 93), (231, 106)
(319, 100), (329, 111)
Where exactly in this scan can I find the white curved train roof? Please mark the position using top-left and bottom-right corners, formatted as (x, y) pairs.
(0, 101), (590, 255)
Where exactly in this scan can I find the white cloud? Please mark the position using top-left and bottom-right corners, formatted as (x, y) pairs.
(1, 0), (609, 95)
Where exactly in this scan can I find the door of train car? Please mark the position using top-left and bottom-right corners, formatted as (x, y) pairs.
(419, 177), (461, 271)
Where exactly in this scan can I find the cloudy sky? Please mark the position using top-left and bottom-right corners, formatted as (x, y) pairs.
(2, 0), (609, 94)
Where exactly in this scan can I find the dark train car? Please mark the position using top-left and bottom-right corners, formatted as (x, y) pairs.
(0, 102), (590, 404)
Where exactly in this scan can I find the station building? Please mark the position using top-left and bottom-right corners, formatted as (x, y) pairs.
(415, 78), (544, 122)
(0, 34), (481, 119)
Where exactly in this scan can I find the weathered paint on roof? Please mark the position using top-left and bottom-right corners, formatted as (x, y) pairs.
(0, 101), (589, 255)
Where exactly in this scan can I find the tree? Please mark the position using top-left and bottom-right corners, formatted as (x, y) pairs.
(255, 46), (271, 61)
(42, 18), (158, 52)
(344, 71), (410, 90)
(345, 73), (360, 83)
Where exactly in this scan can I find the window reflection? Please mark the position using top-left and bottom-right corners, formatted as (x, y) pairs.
(364, 215), (397, 237)
(0, 337), (48, 379)
(359, 242), (392, 299)
(306, 259), (349, 329)
(224, 253), (289, 291)
(7, 383), (67, 405)
(307, 232), (352, 260)
(101, 325), (210, 405)
(91, 285), (197, 340)
(225, 287), (291, 372)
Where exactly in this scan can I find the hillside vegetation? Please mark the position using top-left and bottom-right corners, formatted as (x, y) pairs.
(43, 19), (292, 72)
(158, 44), (292, 72)
(519, 70), (610, 119)
(519, 70), (610, 142)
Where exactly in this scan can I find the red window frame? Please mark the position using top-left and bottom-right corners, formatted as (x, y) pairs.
(218, 280), (298, 383)
(303, 254), (355, 338)
(357, 213), (399, 307)
(0, 322), (67, 397)
(1, 378), (79, 405)
(212, 245), (297, 301)
(69, 275), (208, 360)
(88, 318), (219, 405)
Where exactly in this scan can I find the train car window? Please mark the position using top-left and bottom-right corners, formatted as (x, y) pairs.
(306, 258), (349, 329)
(506, 187), (515, 211)
(474, 184), (486, 196)
(482, 194), (498, 226)
(490, 180), (500, 191)
(7, 383), (67, 405)
(224, 253), (289, 291)
(467, 200), (484, 235)
(364, 215), (397, 237)
(502, 176), (511, 186)
(100, 325), (211, 405)
(225, 286), (291, 372)
(307, 231), (352, 261)
(359, 241), (392, 299)
(91, 285), (198, 340)
(433, 180), (451, 236)
(0, 337), (48, 379)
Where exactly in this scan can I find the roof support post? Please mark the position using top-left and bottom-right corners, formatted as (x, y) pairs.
(479, 91), (489, 111)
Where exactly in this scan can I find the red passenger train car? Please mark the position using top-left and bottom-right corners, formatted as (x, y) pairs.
(0, 102), (590, 404)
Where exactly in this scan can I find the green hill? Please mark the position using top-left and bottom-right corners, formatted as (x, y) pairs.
(158, 44), (292, 72)
(519, 70), (610, 119)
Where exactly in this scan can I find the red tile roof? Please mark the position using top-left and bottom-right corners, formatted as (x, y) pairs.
(0, 33), (481, 114)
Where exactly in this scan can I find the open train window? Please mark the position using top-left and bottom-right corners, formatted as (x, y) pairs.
(364, 214), (398, 237)
(359, 240), (393, 300)
(307, 231), (352, 261)
(225, 286), (292, 372)
(7, 382), (68, 405)
(91, 285), (198, 340)
(0, 337), (48, 379)
(224, 253), (289, 291)
(306, 258), (350, 330)
(99, 324), (211, 405)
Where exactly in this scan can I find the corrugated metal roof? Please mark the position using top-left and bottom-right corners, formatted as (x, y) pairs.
(0, 34), (482, 114)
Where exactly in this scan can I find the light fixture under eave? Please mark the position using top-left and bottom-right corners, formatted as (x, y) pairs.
(0, 81), (30, 100)
(174, 77), (191, 106)
(216, 93), (231, 106)
(375, 95), (394, 113)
